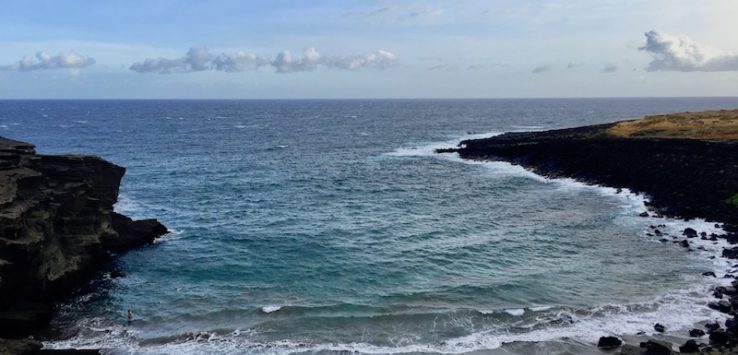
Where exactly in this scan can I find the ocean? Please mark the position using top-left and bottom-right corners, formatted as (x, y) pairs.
(3, 98), (738, 354)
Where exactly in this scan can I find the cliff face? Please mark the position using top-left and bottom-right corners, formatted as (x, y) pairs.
(440, 123), (738, 228)
(0, 137), (167, 337)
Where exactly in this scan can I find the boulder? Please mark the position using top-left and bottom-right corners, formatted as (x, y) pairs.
(723, 247), (738, 259)
(683, 228), (698, 238)
(705, 321), (721, 333)
(597, 336), (623, 349)
(678, 339), (700, 353)
(103, 212), (168, 252)
(708, 300), (732, 313)
(643, 340), (672, 355)
(709, 330), (731, 346)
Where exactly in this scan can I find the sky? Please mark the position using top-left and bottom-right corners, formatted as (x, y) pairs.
(0, 0), (737, 99)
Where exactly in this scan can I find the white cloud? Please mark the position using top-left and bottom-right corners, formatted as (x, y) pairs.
(327, 50), (397, 70)
(640, 30), (738, 72)
(130, 47), (397, 74)
(212, 51), (270, 72)
(130, 47), (211, 73)
(0, 51), (95, 71)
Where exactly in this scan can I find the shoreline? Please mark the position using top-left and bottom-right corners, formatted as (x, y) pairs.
(438, 110), (738, 353)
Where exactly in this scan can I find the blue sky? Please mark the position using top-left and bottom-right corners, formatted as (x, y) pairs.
(1, 0), (737, 98)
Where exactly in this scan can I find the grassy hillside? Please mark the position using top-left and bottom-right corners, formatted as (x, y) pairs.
(607, 109), (738, 140)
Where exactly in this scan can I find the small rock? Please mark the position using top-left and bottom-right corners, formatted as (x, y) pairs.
(723, 247), (738, 259)
(708, 300), (732, 313)
(658, 238), (668, 243)
(683, 228), (698, 238)
(725, 318), (738, 333)
(639, 211), (649, 217)
(678, 339), (700, 353)
(689, 328), (706, 337)
(705, 321), (721, 333)
(709, 330), (730, 346)
(654, 323), (666, 332)
(598, 336), (623, 349)
(643, 340), (673, 355)
(654, 229), (663, 236)
(679, 240), (690, 248)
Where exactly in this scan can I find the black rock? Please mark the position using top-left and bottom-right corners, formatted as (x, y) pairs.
(683, 228), (698, 238)
(703, 271), (717, 277)
(679, 240), (690, 248)
(639, 211), (649, 217)
(643, 340), (672, 355)
(654, 229), (663, 236)
(678, 339), (700, 353)
(689, 328), (706, 337)
(708, 300), (732, 313)
(723, 247), (738, 259)
(726, 318), (738, 333)
(705, 321), (721, 333)
(659, 238), (668, 242)
(654, 323), (666, 333)
(709, 330), (731, 346)
(597, 336), (622, 349)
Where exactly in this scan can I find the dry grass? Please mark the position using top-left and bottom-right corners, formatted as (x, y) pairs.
(607, 109), (738, 140)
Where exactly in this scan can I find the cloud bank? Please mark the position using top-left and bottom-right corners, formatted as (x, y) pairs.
(640, 30), (738, 72)
(130, 47), (397, 74)
(0, 51), (95, 71)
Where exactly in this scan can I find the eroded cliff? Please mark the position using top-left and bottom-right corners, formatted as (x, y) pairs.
(0, 137), (167, 338)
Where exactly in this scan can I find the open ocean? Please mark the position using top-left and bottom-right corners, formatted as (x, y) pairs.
(3, 98), (738, 354)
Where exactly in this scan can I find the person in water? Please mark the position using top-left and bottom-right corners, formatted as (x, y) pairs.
(127, 309), (133, 322)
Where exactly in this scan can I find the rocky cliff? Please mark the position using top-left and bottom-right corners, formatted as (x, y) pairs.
(439, 122), (738, 229)
(0, 136), (167, 339)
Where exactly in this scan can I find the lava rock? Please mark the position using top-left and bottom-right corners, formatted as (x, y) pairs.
(709, 330), (731, 346)
(689, 328), (706, 337)
(678, 339), (700, 353)
(705, 321), (721, 333)
(598, 336), (623, 349)
(724, 247), (738, 259)
(654, 323), (666, 333)
(708, 300), (732, 313)
(643, 340), (673, 355)
(683, 228), (698, 238)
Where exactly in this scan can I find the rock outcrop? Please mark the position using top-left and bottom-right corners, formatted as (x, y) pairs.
(0, 136), (167, 338)
(438, 122), (738, 228)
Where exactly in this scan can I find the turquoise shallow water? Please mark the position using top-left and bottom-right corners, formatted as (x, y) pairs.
(2, 98), (738, 354)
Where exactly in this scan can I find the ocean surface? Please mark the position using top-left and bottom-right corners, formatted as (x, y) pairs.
(3, 98), (738, 354)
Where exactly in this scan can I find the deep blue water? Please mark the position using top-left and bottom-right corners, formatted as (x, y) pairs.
(2, 98), (738, 354)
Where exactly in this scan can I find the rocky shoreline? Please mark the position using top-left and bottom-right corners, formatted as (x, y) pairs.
(438, 115), (738, 354)
(0, 137), (168, 354)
